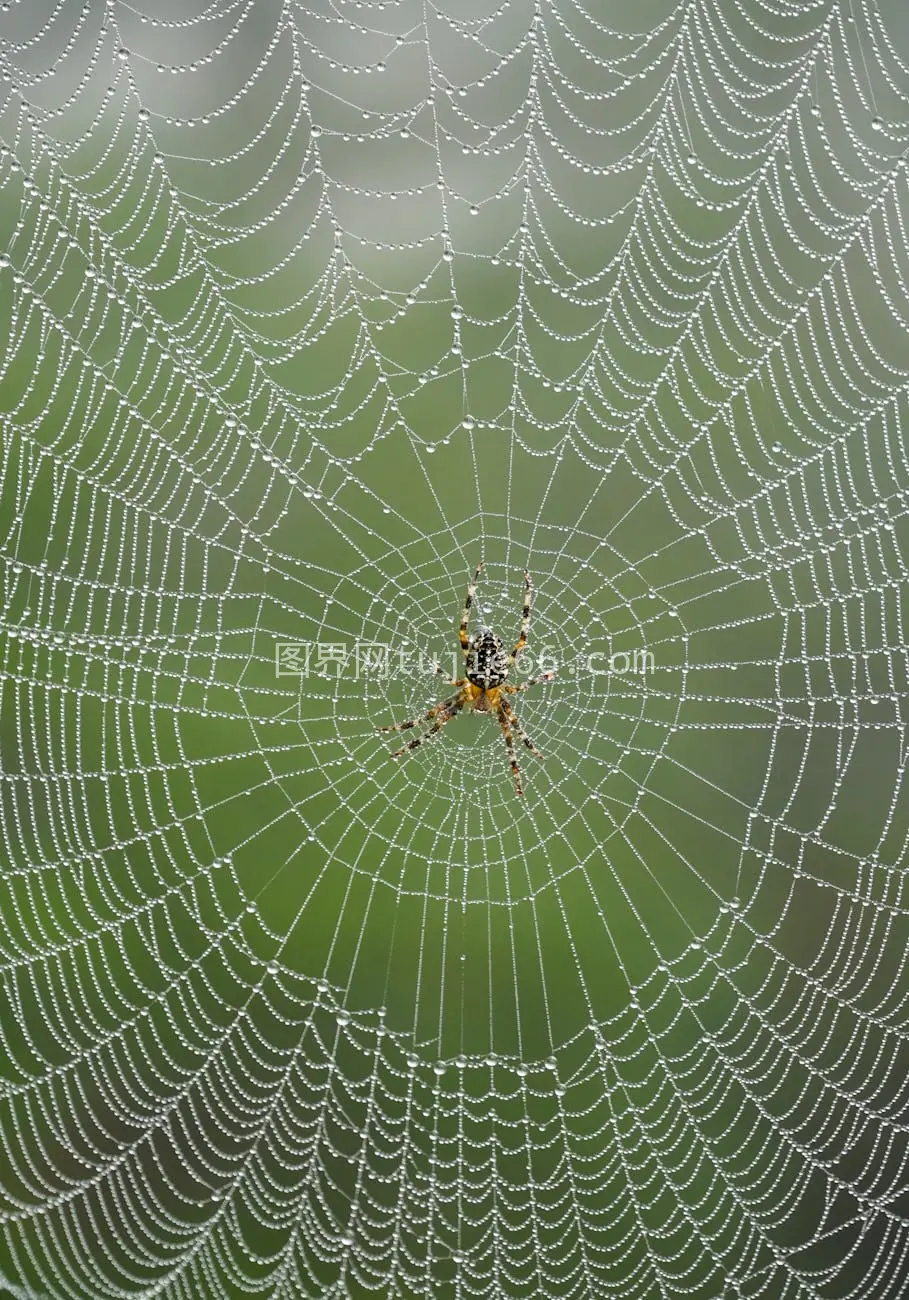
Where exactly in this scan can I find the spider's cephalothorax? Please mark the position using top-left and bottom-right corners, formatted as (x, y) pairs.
(378, 563), (555, 796)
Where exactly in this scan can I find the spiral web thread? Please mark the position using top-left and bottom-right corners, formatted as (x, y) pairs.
(1, 0), (909, 1296)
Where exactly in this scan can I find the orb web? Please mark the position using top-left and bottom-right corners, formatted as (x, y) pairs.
(1, 1), (909, 1298)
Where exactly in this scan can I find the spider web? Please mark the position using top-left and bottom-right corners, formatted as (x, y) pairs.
(1, 0), (909, 1296)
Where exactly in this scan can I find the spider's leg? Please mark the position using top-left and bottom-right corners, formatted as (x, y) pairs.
(378, 692), (461, 734)
(509, 569), (532, 666)
(496, 702), (523, 796)
(503, 672), (555, 694)
(460, 562), (483, 658)
(501, 698), (543, 758)
(391, 697), (465, 757)
(434, 661), (467, 686)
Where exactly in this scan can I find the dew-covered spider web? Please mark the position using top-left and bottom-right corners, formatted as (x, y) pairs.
(2, 0), (909, 1297)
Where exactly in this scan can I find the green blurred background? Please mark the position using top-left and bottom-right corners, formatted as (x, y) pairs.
(1, 1), (909, 1297)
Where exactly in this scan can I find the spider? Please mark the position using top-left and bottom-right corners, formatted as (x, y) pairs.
(378, 563), (554, 796)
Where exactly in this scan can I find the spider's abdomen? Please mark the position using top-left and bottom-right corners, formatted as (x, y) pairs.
(466, 631), (508, 689)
